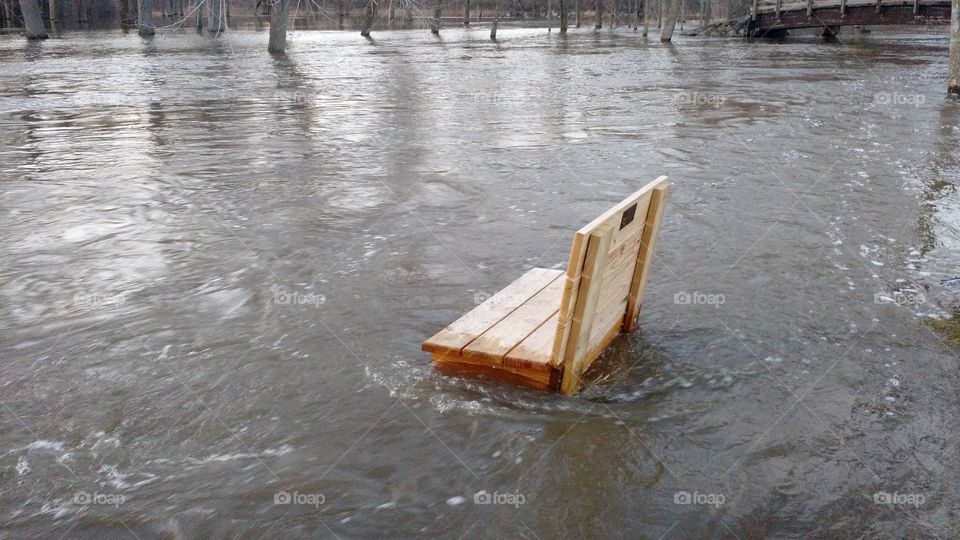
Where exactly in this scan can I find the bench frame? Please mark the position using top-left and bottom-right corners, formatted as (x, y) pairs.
(423, 176), (670, 396)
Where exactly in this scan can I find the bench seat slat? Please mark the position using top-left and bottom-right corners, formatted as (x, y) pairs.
(421, 268), (563, 356)
(462, 275), (565, 363)
(504, 312), (559, 371)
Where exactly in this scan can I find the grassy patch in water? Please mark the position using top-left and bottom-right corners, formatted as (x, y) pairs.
(925, 312), (960, 348)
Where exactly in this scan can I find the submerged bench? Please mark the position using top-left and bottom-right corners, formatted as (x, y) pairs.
(422, 176), (669, 396)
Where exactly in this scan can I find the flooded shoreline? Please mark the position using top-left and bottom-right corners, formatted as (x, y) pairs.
(1, 27), (959, 537)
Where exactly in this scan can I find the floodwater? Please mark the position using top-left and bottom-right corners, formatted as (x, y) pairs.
(1, 25), (959, 538)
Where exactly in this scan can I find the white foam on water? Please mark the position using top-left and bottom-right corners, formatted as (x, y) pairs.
(191, 444), (293, 464)
(16, 456), (30, 476)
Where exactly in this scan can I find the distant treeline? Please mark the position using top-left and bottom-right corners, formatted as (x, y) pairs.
(0, 0), (749, 31)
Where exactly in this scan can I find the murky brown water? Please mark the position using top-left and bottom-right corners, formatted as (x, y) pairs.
(1, 25), (959, 538)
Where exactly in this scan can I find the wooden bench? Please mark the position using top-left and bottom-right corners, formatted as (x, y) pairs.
(422, 176), (670, 396)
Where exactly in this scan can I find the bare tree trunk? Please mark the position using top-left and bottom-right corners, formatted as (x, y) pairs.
(575, 0), (581, 26)
(490, 0), (501, 38)
(49, 0), (61, 29)
(405, 0), (412, 22)
(463, 0), (468, 24)
(610, 0), (616, 27)
(360, 0), (375, 35)
(950, 0), (960, 94)
(338, 0), (345, 29)
(137, 0), (154, 34)
(660, 0), (678, 40)
(594, 0), (601, 28)
(18, 0), (46, 38)
(195, 0), (203, 30)
(642, 0), (648, 34)
(546, 0), (551, 30)
(430, 0), (440, 33)
(268, 0), (289, 51)
(208, 0), (225, 33)
(559, 0), (566, 31)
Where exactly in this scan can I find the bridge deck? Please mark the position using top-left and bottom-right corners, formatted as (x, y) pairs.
(756, 0), (946, 14)
(749, 0), (952, 32)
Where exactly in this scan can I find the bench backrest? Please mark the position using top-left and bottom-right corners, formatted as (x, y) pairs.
(551, 176), (670, 395)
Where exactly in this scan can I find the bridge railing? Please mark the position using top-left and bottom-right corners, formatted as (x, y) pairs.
(753, 0), (934, 16)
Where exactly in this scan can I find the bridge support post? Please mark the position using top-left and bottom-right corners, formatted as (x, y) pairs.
(951, 0), (960, 94)
(821, 25), (840, 38)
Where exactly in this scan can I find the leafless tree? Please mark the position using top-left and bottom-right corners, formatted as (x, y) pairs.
(137, 0), (154, 34)
(268, 0), (289, 51)
(18, 0), (46, 38)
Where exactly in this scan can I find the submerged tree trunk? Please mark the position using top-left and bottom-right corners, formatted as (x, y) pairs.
(207, 0), (225, 33)
(430, 0), (440, 33)
(490, 0), (502, 38)
(642, 0), (649, 34)
(137, 0), (154, 35)
(463, 0), (469, 24)
(950, 0), (960, 94)
(559, 0), (566, 31)
(575, 0), (581, 27)
(360, 0), (375, 36)
(660, 0), (678, 40)
(195, 0), (203, 30)
(268, 0), (290, 52)
(49, 0), (61, 29)
(594, 0), (601, 28)
(610, 0), (615, 27)
(18, 0), (46, 38)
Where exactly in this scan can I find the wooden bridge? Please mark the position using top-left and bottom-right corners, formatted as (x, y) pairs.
(749, 0), (953, 36)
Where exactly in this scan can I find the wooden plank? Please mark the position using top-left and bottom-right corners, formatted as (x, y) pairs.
(462, 275), (565, 363)
(504, 312), (559, 372)
(624, 182), (669, 332)
(560, 225), (613, 396)
(422, 268), (562, 356)
(608, 193), (651, 253)
(549, 232), (588, 367)
(432, 352), (557, 391)
(582, 314), (624, 373)
(589, 298), (629, 348)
